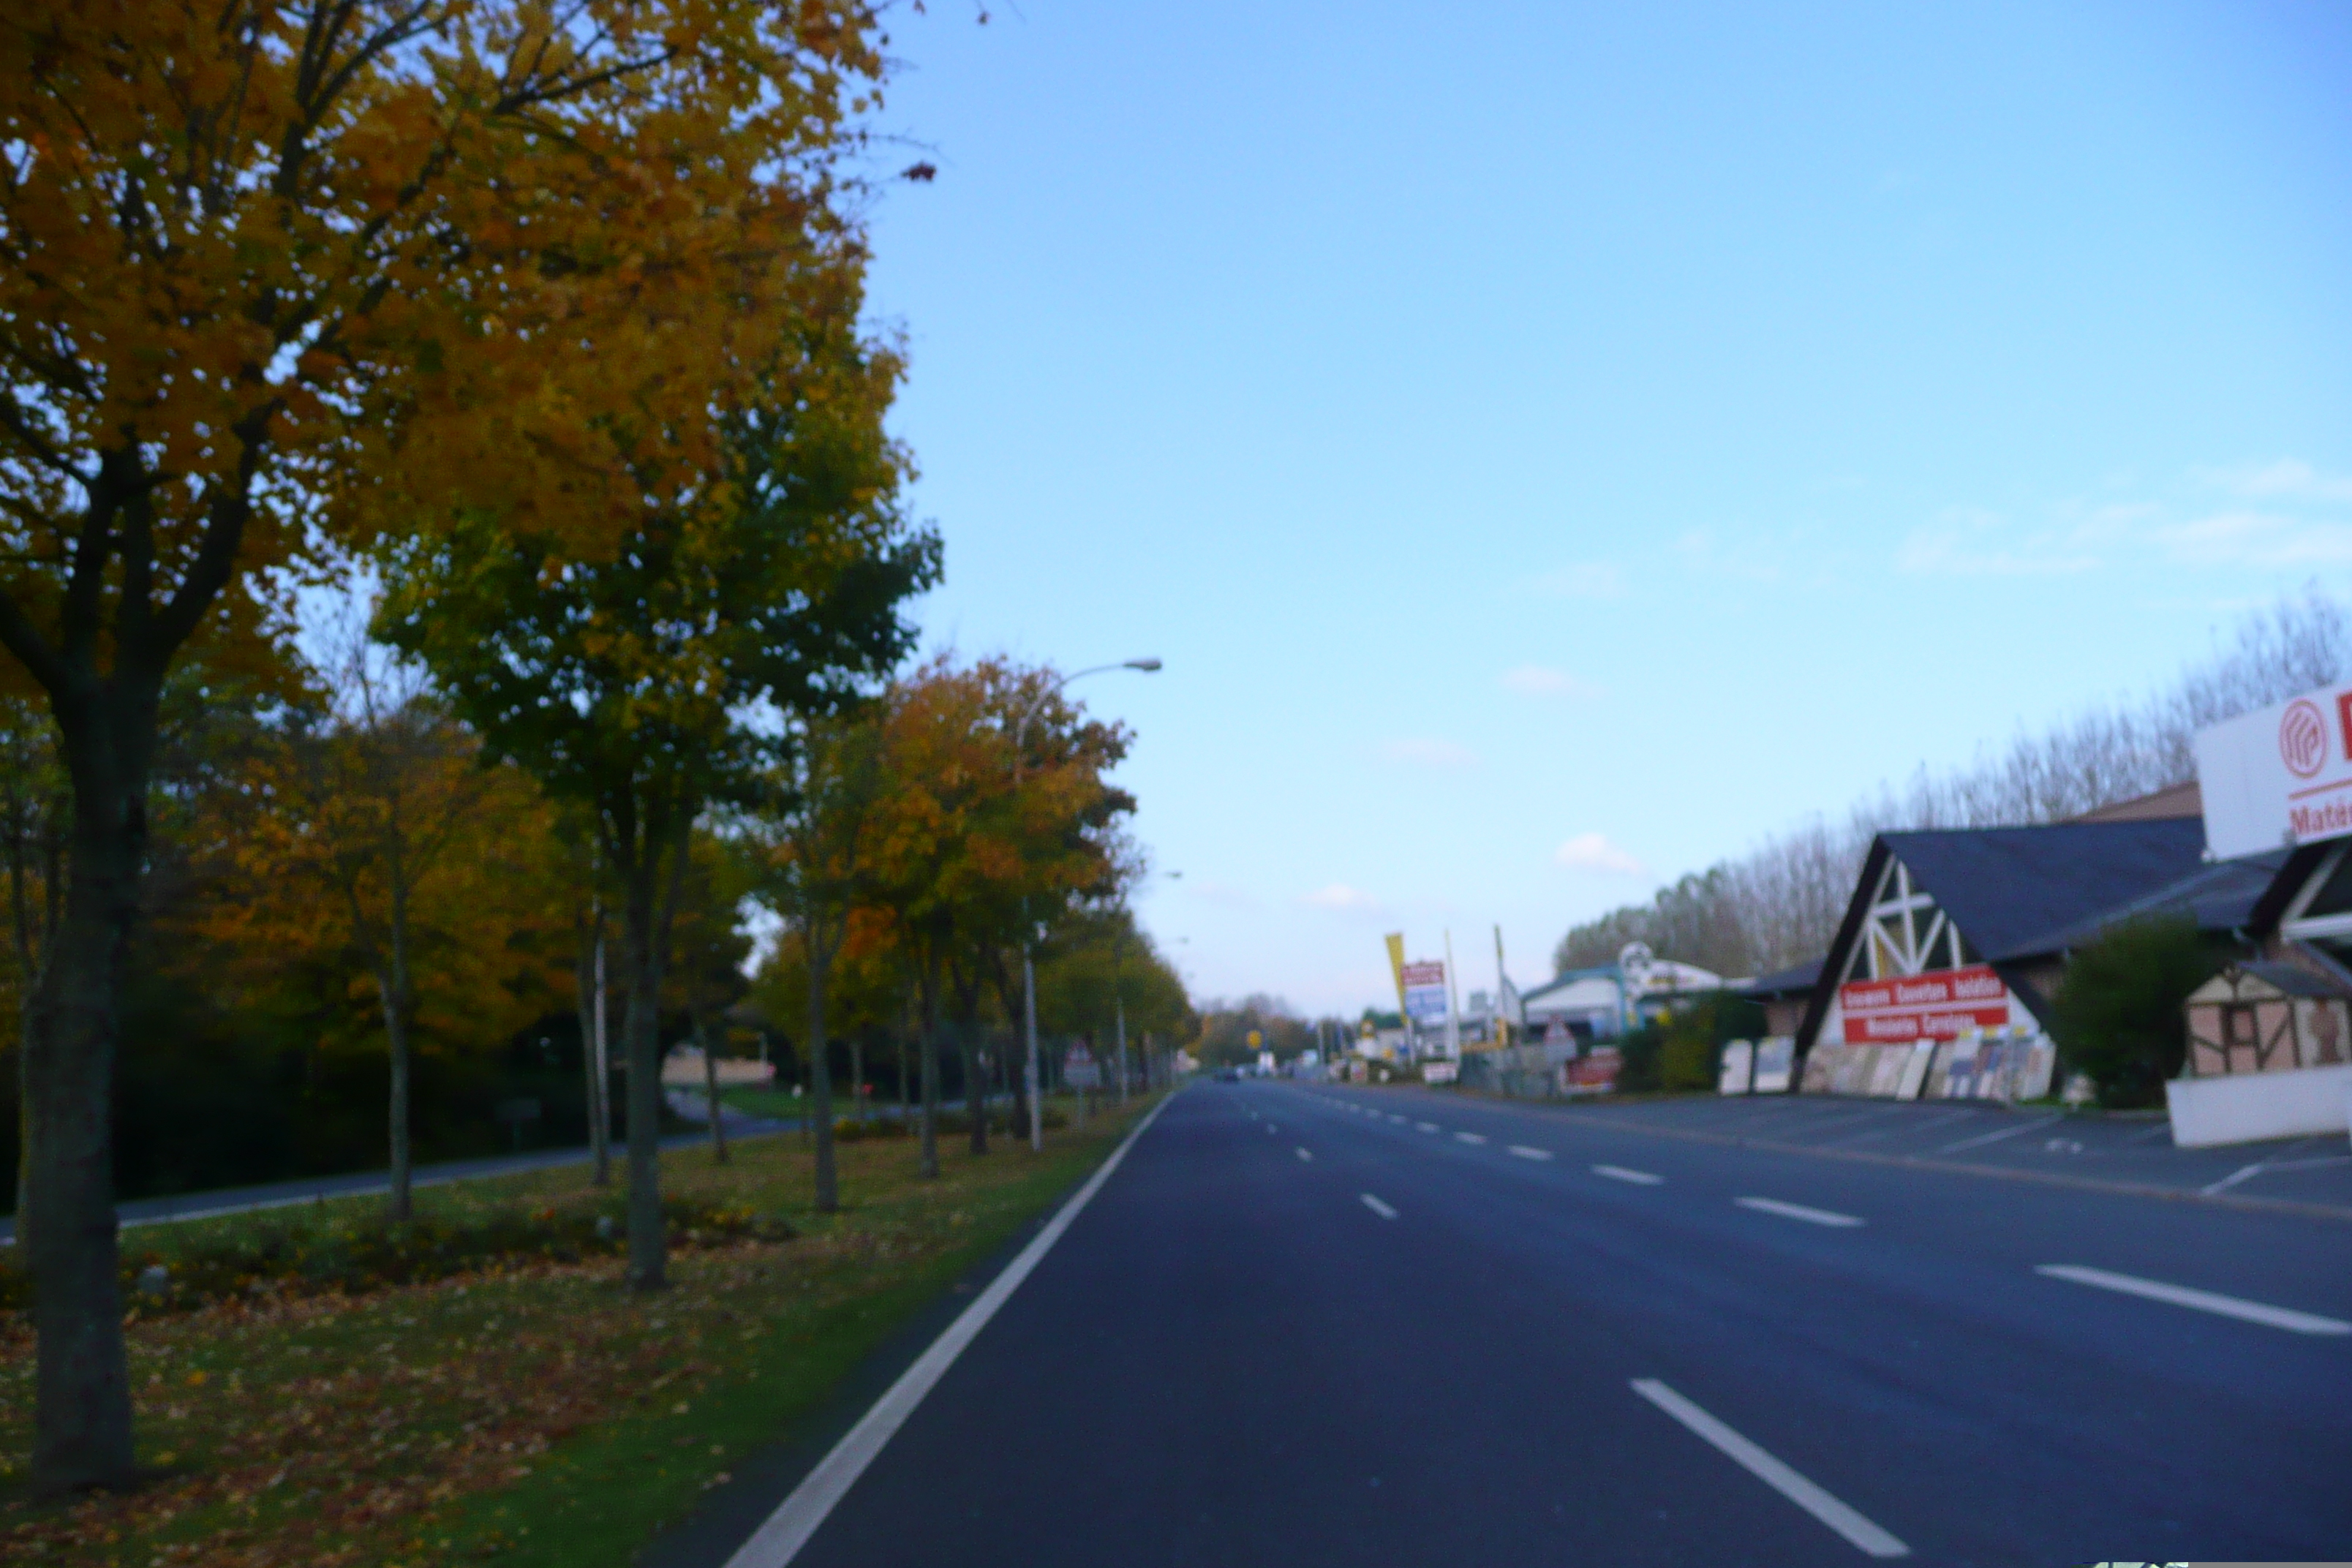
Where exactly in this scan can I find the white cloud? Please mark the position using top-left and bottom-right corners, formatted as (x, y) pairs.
(2204, 459), (2352, 504)
(1525, 562), (1625, 598)
(1300, 883), (1384, 915)
(1499, 664), (1597, 698)
(1554, 832), (1644, 876)
(1895, 508), (2101, 576)
(1675, 527), (1793, 584)
(1381, 736), (1480, 769)
(2155, 510), (2352, 569)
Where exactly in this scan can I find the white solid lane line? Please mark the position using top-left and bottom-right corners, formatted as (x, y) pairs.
(1738, 1196), (1865, 1228)
(1296, 1147), (1313, 1161)
(1455, 1131), (1488, 1145)
(2036, 1264), (2351, 1335)
(1416, 1121), (1439, 1133)
(1507, 1145), (1553, 1161)
(1594, 1164), (1665, 1186)
(1360, 1193), (1398, 1219)
(1631, 1380), (1910, 1558)
(723, 1096), (1175, 1568)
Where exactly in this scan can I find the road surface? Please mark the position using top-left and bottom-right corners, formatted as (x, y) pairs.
(687, 1081), (2351, 1567)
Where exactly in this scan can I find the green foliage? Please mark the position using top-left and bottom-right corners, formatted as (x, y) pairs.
(1614, 1022), (1667, 1092)
(1033, 906), (1193, 1043)
(2051, 916), (2222, 1107)
(1659, 992), (1769, 1091)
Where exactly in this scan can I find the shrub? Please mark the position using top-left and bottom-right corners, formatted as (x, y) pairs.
(0, 1194), (794, 1319)
(2051, 915), (2223, 1108)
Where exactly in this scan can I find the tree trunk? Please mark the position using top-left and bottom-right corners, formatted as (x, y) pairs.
(694, 1003), (730, 1166)
(963, 1018), (987, 1156)
(24, 737), (146, 1495)
(916, 960), (941, 1180)
(850, 1033), (864, 1123)
(575, 906), (611, 1184)
(807, 927), (836, 1212)
(619, 814), (688, 1292)
(379, 838), (416, 1224)
(377, 970), (413, 1223)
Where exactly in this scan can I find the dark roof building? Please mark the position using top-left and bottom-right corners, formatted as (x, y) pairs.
(1794, 818), (2278, 1053)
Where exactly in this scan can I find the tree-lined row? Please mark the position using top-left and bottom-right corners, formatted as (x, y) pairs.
(1554, 590), (2351, 980)
(0, 0), (1183, 1498)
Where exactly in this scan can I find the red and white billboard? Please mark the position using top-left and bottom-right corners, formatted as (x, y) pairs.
(1839, 965), (2010, 1044)
(2196, 681), (2352, 859)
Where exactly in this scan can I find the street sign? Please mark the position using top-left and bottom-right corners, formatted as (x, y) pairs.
(1063, 1044), (1101, 1090)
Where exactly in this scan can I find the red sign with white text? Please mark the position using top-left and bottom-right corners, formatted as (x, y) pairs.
(1839, 964), (2010, 1044)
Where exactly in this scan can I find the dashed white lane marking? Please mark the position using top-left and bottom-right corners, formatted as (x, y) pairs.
(1387, 1114), (1408, 1124)
(1631, 1380), (1910, 1558)
(2036, 1264), (2351, 1335)
(1264, 1123), (1278, 1134)
(2201, 1161), (2266, 1195)
(1455, 1131), (1488, 1145)
(1936, 1113), (2062, 1154)
(1416, 1121), (1439, 1133)
(1507, 1145), (1553, 1161)
(1594, 1164), (1664, 1185)
(1360, 1193), (1398, 1219)
(1737, 1196), (1865, 1228)
(1296, 1147), (1313, 1162)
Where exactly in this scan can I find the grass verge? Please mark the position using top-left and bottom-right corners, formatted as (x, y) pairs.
(0, 1097), (1159, 1567)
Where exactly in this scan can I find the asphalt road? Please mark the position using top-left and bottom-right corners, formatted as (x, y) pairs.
(711, 1081), (2351, 1567)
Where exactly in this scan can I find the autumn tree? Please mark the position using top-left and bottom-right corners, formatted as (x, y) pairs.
(1, 0), (893, 1491)
(377, 276), (937, 1290)
(749, 713), (891, 1211)
(857, 658), (1135, 1168)
(222, 631), (508, 1221)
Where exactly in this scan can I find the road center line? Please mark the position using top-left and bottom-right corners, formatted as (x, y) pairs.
(1507, 1145), (1553, 1161)
(1937, 1114), (2063, 1154)
(1737, 1196), (1866, 1228)
(722, 1094), (1175, 1568)
(1360, 1193), (1398, 1219)
(1295, 1147), (1313, 1162)
(2035, 1264), (2351, 1335)
(1594, 1164), (1665, 1185)
(1455, 1131), (1488, 1145)
(1631, 1380), (1910, 1558)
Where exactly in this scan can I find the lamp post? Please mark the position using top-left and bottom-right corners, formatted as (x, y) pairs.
(1016, 657), (1161, 1152)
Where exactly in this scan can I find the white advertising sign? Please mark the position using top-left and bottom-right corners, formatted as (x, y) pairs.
(1399, 960), (1450, 1028)
(2195, 682), (2352, 859)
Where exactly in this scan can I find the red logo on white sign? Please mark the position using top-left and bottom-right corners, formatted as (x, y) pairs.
(2280, 699), (2327, 779)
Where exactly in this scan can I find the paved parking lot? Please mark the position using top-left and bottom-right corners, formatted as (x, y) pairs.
(1535, 1093), (2352, 1216)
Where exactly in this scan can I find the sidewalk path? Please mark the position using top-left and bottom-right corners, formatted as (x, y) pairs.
(0, 1111), (794, 1245)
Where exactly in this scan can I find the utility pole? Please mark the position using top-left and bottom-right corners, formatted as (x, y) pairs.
(1115, 991), (1129, 1105)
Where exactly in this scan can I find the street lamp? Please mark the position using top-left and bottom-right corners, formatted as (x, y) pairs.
(1017, 657), (1162, 1152)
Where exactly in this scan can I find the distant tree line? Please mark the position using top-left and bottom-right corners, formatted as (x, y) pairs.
(1554, 590), (2351, 979)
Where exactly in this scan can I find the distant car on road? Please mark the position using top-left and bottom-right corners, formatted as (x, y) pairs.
(1215, 1067), (1241, 1083)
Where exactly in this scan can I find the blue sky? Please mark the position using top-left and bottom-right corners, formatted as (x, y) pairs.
(856, 0), (2352, 1015)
